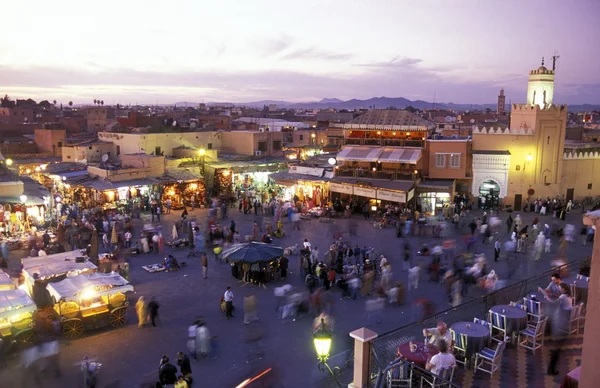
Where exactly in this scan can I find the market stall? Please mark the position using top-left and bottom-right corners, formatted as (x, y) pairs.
(22, 250), (97, 307)
(0, 288), (37, 345)
(46, 272), (134, 337)
(221, 242), (284, 283)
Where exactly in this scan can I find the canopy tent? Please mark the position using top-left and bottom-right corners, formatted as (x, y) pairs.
(377, 147), (422, 164)
(336, 146), (382, 162)
(0, 270), (16, 291)
(0, 289), (37, 320)
(22, 251), (97, 281)
(46, 273), (134, 303)
(221, 242), (283, 264)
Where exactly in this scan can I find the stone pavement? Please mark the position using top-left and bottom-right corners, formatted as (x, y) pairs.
(0, 207), (592, 387)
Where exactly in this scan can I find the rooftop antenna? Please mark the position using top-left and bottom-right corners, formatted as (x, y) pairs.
(551, 52), (560, 71)
(432, 92), (436, 110)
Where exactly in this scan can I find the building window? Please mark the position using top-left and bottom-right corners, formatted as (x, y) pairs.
(299, 135), (304, 141)
(273, 140), (282, 150)
(588, 183), (593, 190)
(57, 141), (63, 147)
(207, 143), (213, 150)
(89, 146), (93, 150)
(258, 141), (267, 152)
(435, 153), (446, 168)
(450, 154), (461, 168)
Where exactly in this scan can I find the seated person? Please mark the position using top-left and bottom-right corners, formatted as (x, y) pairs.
(540, 273), (562, 299)
(164, 255), (180, 270)
(423, 320), (453, 348)
(132, 242), (141, 254)
(425, 340), (456, 376)
(260, 234), (273, 244)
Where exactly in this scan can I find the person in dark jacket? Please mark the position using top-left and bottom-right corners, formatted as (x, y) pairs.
(159, 357), (178, 386)
(148, 297), (160, 327)
(279, 257), (289, 279)
(176, 352), (192, 376)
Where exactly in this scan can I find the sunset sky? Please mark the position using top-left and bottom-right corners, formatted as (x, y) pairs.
(1, 0), (599, 105)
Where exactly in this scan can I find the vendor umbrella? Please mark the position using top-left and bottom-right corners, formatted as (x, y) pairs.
(172, 224), (178, 240)
(221, 242), (283, 264)
(90, 228), (99, 265)
(111, 226), (118, 244)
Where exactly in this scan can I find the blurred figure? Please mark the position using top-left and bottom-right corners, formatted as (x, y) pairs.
(195, 321), (212, 358)
(313, 312), (334, 332)
(365, 296), (385, 324)
(545, 283), (573, 375)
(135, 296), (148, 328)
(244, 293), (258, 324)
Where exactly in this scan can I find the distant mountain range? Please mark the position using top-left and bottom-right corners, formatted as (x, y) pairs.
(174, 97), (599, 112)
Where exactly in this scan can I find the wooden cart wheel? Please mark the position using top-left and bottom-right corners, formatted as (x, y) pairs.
(109, 307), (128, 327)
(63, 319), (84, 338)
(14, 329), (36, 346)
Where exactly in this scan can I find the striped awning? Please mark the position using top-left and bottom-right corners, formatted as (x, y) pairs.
(336, 146), (382, 162)
(377, 148), (422, 163)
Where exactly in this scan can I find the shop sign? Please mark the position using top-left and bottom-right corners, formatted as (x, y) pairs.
(354, 186), (376, 198)
(377, 189), (406, 203)
(407, 188), (415, 201)
(329, 183), (353, 195)
(290, 165), (324, 177)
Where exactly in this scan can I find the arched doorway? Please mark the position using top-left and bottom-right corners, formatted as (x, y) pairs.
(478, 179), (500, 210)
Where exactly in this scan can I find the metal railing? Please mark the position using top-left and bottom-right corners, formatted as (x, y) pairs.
(374, 357), (459, 388)
(335, 168), (415, 181)
(343, 138), (425, 148)
(369, 258), (588, 385)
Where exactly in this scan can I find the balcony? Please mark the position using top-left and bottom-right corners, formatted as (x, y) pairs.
(336, 168), (415, 181)
(343, 138), (424, 148)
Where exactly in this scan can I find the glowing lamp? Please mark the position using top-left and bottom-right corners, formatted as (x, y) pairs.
(20, 194), (27, 204)
(372, 167), (376, 172)
(80, 287), (97, 300)
(62, 176), (66, 181)
(328, 158), (336, 166)
(35, 167), (41, 172)
(168, 190), (175, 196)
(377, 131), (381, 135)
(371, 206), (377, 211)
(223, 170), (231, 177)
(5, 159), (13, 166)
(40, 164), (47, 170)
(26, 169), (31, 174)
(313, 319), (332, 363)
(527, 154), (533, 161)
(406, 132), (411, 136)
(414, 169), (418, 175)
(311, 133), (316, 138)
(198, 148), (206, 156)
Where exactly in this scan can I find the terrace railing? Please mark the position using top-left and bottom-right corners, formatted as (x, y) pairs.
(368, 258), (587, 386)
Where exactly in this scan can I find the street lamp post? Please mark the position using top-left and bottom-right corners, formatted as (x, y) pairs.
(313, 319), (343, 388)
(198, 148), (206, 175)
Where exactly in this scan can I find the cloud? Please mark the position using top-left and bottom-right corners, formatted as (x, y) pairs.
(357, 56), (423, 68)
(255, 34), (294, 57)
(279, 47), (353, 61)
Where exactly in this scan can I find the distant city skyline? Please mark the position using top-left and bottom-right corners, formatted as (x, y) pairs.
(1, 0), (599, 105)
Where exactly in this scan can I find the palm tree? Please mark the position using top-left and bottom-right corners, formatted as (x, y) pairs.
(53, 99), (57, 105)
(100, 100), (104, 106)
(68, 101), (73, 107)
(93, 99), (97, 105)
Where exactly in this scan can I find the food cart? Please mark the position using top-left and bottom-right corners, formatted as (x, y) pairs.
(46, 273), (134, 338)
(0, 270), (17, 291)
(0, 288), (37, 345)
(21, 251), (98, 320)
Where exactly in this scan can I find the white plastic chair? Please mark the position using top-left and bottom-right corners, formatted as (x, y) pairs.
(569, 303), (584, 335)
(450, 329), (468, 368)
(523, 298), (542, 324)
(386, 361), (413, 387)
(488, 311), (508, 343)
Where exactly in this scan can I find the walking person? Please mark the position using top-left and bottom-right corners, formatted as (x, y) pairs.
(244, 293), (258, 324)
(166, 198), (172, 214)
(545, 283), (573, 375)
(195, 321), (212, 358)
(187, 320), (198, 360)
(124, 230), (132, 248)
(159, 357), (178, 388)
(135, 296), (148, 328)
(176, 352), (192, 376)
(148, 297), (160, 327)
(224, 287), (234, 319)
(279, 256), (289, 280)
(201, 253), (208, 279)
(494, 239), (501, 262)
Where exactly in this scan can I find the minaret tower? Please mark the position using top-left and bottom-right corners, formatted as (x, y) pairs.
(497, 89), (506, 115)
(526, 57), (555, 108)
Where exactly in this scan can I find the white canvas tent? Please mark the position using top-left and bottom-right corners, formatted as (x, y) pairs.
(47, 273), (133, 303)
(22, 250), (97, 281)
(0, 289), (37, 321)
